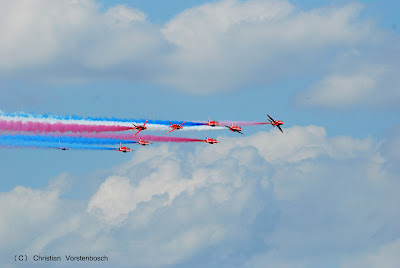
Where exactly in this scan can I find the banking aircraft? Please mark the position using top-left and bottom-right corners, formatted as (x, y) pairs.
(166, 121), (186, 134)
(132, 119), (148, 137)
(225, 123), (244, 135)
(267, 114), (284, 133)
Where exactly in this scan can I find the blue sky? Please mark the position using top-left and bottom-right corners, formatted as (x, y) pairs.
(0, 0), (399, 267)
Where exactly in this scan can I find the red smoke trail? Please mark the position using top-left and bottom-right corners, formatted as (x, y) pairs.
(0, 120), (133, 133)
(217, 121), (269, 126)
(64, 133), (204, 142)
(195, 121), (269, 126)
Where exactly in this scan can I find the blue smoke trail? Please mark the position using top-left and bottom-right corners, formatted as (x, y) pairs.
(0, 139), (117, 150)
(0, 112), (204, 126)
(0, 134), (137, 145)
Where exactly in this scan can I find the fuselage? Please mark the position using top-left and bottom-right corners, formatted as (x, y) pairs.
(205, 135), (218, 144)
(135, 126), (146, 130)
(138, 139), (150, 146)
(230, 126), (242, 132)
(271, 120), (283, 126)
(171, 125), (183, 129)
(118, 145), (132, 152)
(208, 118), (220, 127)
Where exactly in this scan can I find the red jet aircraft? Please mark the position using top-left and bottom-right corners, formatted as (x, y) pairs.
(225, 123), (244, 135)
(132, 119), (148, 137)
(208, 117), (220, 127)
(267, 114), (284, 133)
(166, 121), (186, 134)
(205, 134), (218, 144)
(58, 141), (70, 150)
(137, 138), (151, 146)
(117, 143), (133, 153)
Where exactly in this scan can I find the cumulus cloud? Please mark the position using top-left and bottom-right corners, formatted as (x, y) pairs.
(295, 66), (384, 108)
(341, 239), (400, 268)
(293, 56), (400, 109)
(160, 0), (370, 93)
(2, 126), (399, 267)
(293, 29), (400, 109)
(2, 0), (392, 99)
(0, 0), (164, 80)
(0, 174), (83, 255)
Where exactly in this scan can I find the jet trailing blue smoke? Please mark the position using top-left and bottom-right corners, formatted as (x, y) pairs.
(0, 134), (136, 145)
(0, 139), (116, 151)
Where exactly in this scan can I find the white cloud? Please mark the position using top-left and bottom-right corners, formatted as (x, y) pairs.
(72, 127), (400, 266)
(298, 67), (383, 108)
(293, 29), (400, 109)
(341, 239), (400, 268)
(0, 174), (84, 255)
(0, 0), (163, 74)
(293, 60), (400, 109)
(1, 126), (400, 267)
(0, 134), (400, 267)
(105, 5), (146, 24)
(1, 0), (389, 98)
(0, 186), (60, 249)
(160, 0), (370, 93)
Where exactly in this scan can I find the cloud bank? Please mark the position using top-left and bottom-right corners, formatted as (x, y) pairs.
(1, 126), (399, 267)
(2, 0), (398, 107)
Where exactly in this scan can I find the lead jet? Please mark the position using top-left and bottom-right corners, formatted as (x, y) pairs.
(267, 114), (284, 133)
(205, 134), (218, 144)
(166, 121), (186, 134)
(225, 123), (244, 135)
(132, 119), (148, 137)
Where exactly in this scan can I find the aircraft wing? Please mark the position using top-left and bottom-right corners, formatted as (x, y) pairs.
(267, 114), (276, 124)
(133, 129), (142, 137)
(165, 128), (176, 134)
(277, 125), (283, 133)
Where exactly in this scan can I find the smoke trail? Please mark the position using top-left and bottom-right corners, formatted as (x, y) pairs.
(218, 121), (269, 126)
(62, 133), (205, 142)
(0, 134), (136, 145)
(0, 139), (116, 150)
(0, 120), (132, 133)
(0, 112), (269, 131)
(0, 112), (204, 127)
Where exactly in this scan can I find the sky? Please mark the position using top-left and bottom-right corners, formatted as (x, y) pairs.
(0, 0), (399, 267)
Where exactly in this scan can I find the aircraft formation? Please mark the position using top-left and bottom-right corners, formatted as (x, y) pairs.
(0, 112), (283, 152)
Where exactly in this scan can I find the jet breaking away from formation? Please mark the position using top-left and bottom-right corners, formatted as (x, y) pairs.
(266, 114), (284, 133)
